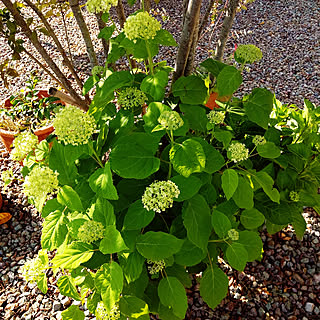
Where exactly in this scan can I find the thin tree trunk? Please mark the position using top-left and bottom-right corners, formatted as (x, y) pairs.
(69, 0), (98, 68)
(198, 0), (216, 38)
(215, 0), (239, 61)
(95, 12), (109, 59)
(116, 0), (126, 28)
(1, 0), (88, 110)
(173, 0), (202, 82)
(141, 0), (151, 12)
(23, 0), (83, 90)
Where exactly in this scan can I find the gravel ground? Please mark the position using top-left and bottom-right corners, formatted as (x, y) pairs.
(1, 0), (320, 319)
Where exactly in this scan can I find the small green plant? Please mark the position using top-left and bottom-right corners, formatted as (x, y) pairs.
(12, 8), (320, 320)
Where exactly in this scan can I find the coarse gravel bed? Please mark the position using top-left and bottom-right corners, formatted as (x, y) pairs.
(0, 0), (320, 319)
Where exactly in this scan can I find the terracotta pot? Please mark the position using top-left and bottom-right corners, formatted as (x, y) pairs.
(0, 193), (2, 210)
(0, 90), (58, 152)
(205, 92), (230, 110)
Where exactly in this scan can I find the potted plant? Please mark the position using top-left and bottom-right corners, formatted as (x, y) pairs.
(13, 10), (320, 320)
(0, 71), (63, 153)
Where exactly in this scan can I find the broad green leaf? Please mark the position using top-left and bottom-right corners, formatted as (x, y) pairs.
(170, 138), (206, 177)
(158, 277), (188, 319)
(257, 142), (281, 158)
(87, 291), (100, 314)
(180, 104), (208, 132)
(36, 273), (48, 294)
(216, 66), (242, 97)
(170, 175), (202, 202)
(141, 70), (168, 101)
(158, 304), (181, 320)
(174, 239), (206, 267)
(52, 242), (93, 270)
(119, 296), (149, 319)
(35, 140), (49, 161)
(221, 169), (238, 200)
(225, 242), (248, 271)
(266, 220), (286, 235)
(89, 162), (118, 200)
(166, 264), (192, 288)
(98, 25), (115, 41)
(136, 232), (183, 260)
(41, 210), (67, 250)
(288, 143), (312, 160)
(232, 176), (254, 209)
(211, 210), (232, 238)
(172, 75), (207, 104)
(122, 251), (145, 284)
(57, 186), (83, 212)
(200, 58), (227, 77)
(123, 200), (155, 230)
(244, 88), (274, 129)
(143, 102), (171, 135)
(61, 305), (84, 320)
(95, 262), (123, 312)
(57, 275), (81, 301)
(93, 197), (116, 227)
(237, 231), (263, 262)
(200, 266), (228, 310)
(240, 208), (265, 229)
(153, 29), (177, 46)
(291, 211), (306, 240)
(182, 195), (212, 251)
(99, 226), (128, 254)
(110, 133), (160, 179)
(252, 171), (280, 203)
(213, 130), (233, 149)
(41, 198), (64, 218)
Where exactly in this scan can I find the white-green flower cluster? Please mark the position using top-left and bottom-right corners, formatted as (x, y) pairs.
(142, 180), (180, 213)
(252, 135), (266, 146)
(11, 131), (38, 161)
(117, 87), (147, 111)
(147, 259), (165, 275)
(23, 166), (59, 200)
(158, 111), (184, 131)
(228, 229), (239, 241)
(78, 220), (105, 243)
(124, 11), (161, 41)
(235, 44), (262, 64)
(207, 110), (225, 125)
(289, 191), (300, 202)
(20, 249), (48, 283)
(96, 302), (120, 320)
(86, 0), (118, 13)
(228, 142), (249, 163)
(53, 105), (96, 145)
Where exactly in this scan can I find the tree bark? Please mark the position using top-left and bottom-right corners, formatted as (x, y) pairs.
(1, 0), (88, 110)
(23, 0), (84, 90)
(116, 0), (126, 28)
(198, 0), (216, 38)
(95, 12), (109, 59)
(173, 0), (202, 82)
(215, 0), (239, 61)
(69, 0), (98, 68)
(141, 0), (151, 12)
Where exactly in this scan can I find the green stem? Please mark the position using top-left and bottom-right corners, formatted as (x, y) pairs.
(208, 237), (229, 243)
(145, 40), (154, 75)
(88, 142), (104, 168)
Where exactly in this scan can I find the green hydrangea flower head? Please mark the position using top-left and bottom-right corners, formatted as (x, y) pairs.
(228, 142), (249, 163)
(78, 220), (105, 243)
(158, 111), (184, 131)
(86, 0), (118, 13)
(96, 302), (120, 320)
(235, 44), (262, 64)
(53, 105), (96, 145)
(124, 11), (161, 41)
(117, 87), (147, 112)
(147, 259), (166, 275)
(228, 229), (239, 241)
(23, 166), (59, 200)
(142, 180), (180, 213)
(207, 110), (225, 125)
(252, 135), (266, 146)
(11, 131), (38, 161)
(20, 249), (48, 283)
(289, 191), (300, 202)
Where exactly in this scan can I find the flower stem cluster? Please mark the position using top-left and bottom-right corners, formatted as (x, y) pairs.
(78, 220), (105, 243)
(228, 142), (249, 163)
(158, 111), (184, 131)
(53, 105), (96, 146)
(23, 166), (59, 201)
(147, 259), (165, 275)
(96, 302), (120, 320)
(20, 249), (48, 283)
(228, 229), (239, 241)
(11, 131), (38, 161)
(142, 180), (180, 213)
(86, 0), (118, 13)
(117, 87), (147, 112)
(235, 44), (262, 64)
(124, 11), (161, 41)
(207, 110), (225, 125)
(289, 191), (300, 202)
(252, 135), (266, 146)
